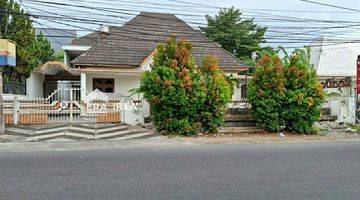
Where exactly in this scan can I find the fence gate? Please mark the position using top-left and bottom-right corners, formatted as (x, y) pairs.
(3, 88), (132, 125)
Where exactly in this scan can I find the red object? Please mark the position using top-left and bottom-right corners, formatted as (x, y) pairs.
(357, 55), (360, 94)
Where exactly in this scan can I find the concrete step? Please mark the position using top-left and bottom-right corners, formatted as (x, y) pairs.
(219, 127), (264, 135)
(5, 128), (34, 137)
(35, 126), (68, 135)
(110, 131), (152, 141)
(4, 131), (31, 138)
(95, 129), (145, 140)
(96, 125), (130, 134)
(34, 134), (91, 142)
(3, 124), (153, 142)
(29, 132), (65, 141)
(67, 126), (96, 135)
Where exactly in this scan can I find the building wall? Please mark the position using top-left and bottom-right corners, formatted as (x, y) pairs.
(85, 73), (141, 96)
(26, 72), (44, 98)
(225, 72), (247, 103)
(321, 77), (357, 123)
(84, 73), (150, 124)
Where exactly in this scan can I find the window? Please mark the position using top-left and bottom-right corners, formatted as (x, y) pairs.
(93, 78), (115, 93)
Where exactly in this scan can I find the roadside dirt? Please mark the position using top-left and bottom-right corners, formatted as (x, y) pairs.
(180, 132), (360, 144)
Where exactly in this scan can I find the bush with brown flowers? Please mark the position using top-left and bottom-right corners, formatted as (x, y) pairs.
(248, 48), (324, 133)
(138, 36), (233, 136)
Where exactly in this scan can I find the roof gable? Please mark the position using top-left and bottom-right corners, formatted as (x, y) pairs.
(71, 12), (246, 69)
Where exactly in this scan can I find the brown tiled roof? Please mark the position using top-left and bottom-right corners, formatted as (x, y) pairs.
(71, 12), (247, 69)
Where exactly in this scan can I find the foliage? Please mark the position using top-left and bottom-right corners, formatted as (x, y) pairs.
(248, 48), (324, 134)
(345, 122), (360, 132)
(281, 48), (325, 133)
(139, 36), (206, 136)
(248, 51), (285, 132)
(138, 37), (233, 135)
(24, 32), (55, 71)
(0, 0), (54, 82)
(54, 50), (64, 62)
(200, 7), (267, 65)
(200, 55), (232, 133)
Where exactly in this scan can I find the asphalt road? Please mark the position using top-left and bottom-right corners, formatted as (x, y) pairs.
(0, 142), (359, 200)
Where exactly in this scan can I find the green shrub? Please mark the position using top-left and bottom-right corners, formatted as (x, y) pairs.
(282, 48), (325, 133)
(200, 55), (232, 133)
(248, 52), (285, 132)
(139, 36), (206, 136)
(248, 48), (324, 134)
(138, 37), (233, 136)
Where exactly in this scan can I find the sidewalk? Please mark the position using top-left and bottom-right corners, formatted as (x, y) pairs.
(1, 132), (360, 153)
(0, 136), (182, 153)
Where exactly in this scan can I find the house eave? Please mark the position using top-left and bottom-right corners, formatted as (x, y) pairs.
(72, 63), (139, 68)
(70, 66), (144, 74)
(220, 66), (249, 72)
(62, 45), (91, 51)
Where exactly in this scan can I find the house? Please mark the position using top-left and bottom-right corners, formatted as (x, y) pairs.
(25, 12), (248, 124)
(310, 36), (359, 123)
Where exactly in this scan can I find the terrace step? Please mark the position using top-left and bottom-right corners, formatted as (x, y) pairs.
(2, 124), (153, 142)
(219, 127), (265, 135)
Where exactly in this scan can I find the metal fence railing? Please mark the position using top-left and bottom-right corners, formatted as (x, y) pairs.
(3, 88), (144, 125)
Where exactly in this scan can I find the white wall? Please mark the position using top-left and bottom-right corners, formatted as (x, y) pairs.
(225, 72), (247, 102)
(84, 73), (150, 124)
(141, 56), (153, 71)
(232, 84), (242, 101)
(320, 78), (357, 123)
(25, 72), (44, 98)
(324, 96), (356, 123)
(85, 73), (141, 96)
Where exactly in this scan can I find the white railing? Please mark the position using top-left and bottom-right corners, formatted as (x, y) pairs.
(3, 88), (144, 125)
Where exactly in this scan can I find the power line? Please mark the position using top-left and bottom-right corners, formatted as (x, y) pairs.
(13, 0), (360, 50)
(299, 0), (360, 13)
(4, 7), (360, 48)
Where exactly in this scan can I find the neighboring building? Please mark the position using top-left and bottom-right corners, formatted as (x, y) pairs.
(26, 12), (248, 124)
(35, 28), (77, 51)
(310, 36), (359, 123)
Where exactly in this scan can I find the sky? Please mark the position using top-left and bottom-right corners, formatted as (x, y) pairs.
(18, 0), (360, 50)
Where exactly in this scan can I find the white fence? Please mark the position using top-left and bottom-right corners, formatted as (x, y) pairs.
(323, 96), (357, 123)
(3, 88), (144, 125)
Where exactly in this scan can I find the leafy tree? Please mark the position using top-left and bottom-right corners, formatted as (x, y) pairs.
(248, 48), (324, 134)
(200, 7), (267, 65)
(20, 32), (55, 78)
(139, 36), (206, 136)
(0, 0), (54, 83)
(200, 55), (232, 133)
(54, 50), (64, 62)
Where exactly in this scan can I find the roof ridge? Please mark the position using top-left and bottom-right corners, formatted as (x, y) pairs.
(139, 11), (176, 16)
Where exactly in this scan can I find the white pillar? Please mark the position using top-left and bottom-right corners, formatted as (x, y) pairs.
(80, 72), (87, 101)
(64, 51), (70, 67)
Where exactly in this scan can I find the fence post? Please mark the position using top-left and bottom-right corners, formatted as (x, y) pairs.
(139, 99), (144, 125)
(121, 96), (125, 124)
(70, 88), (73, 123)
(13, 96), (19, 125)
